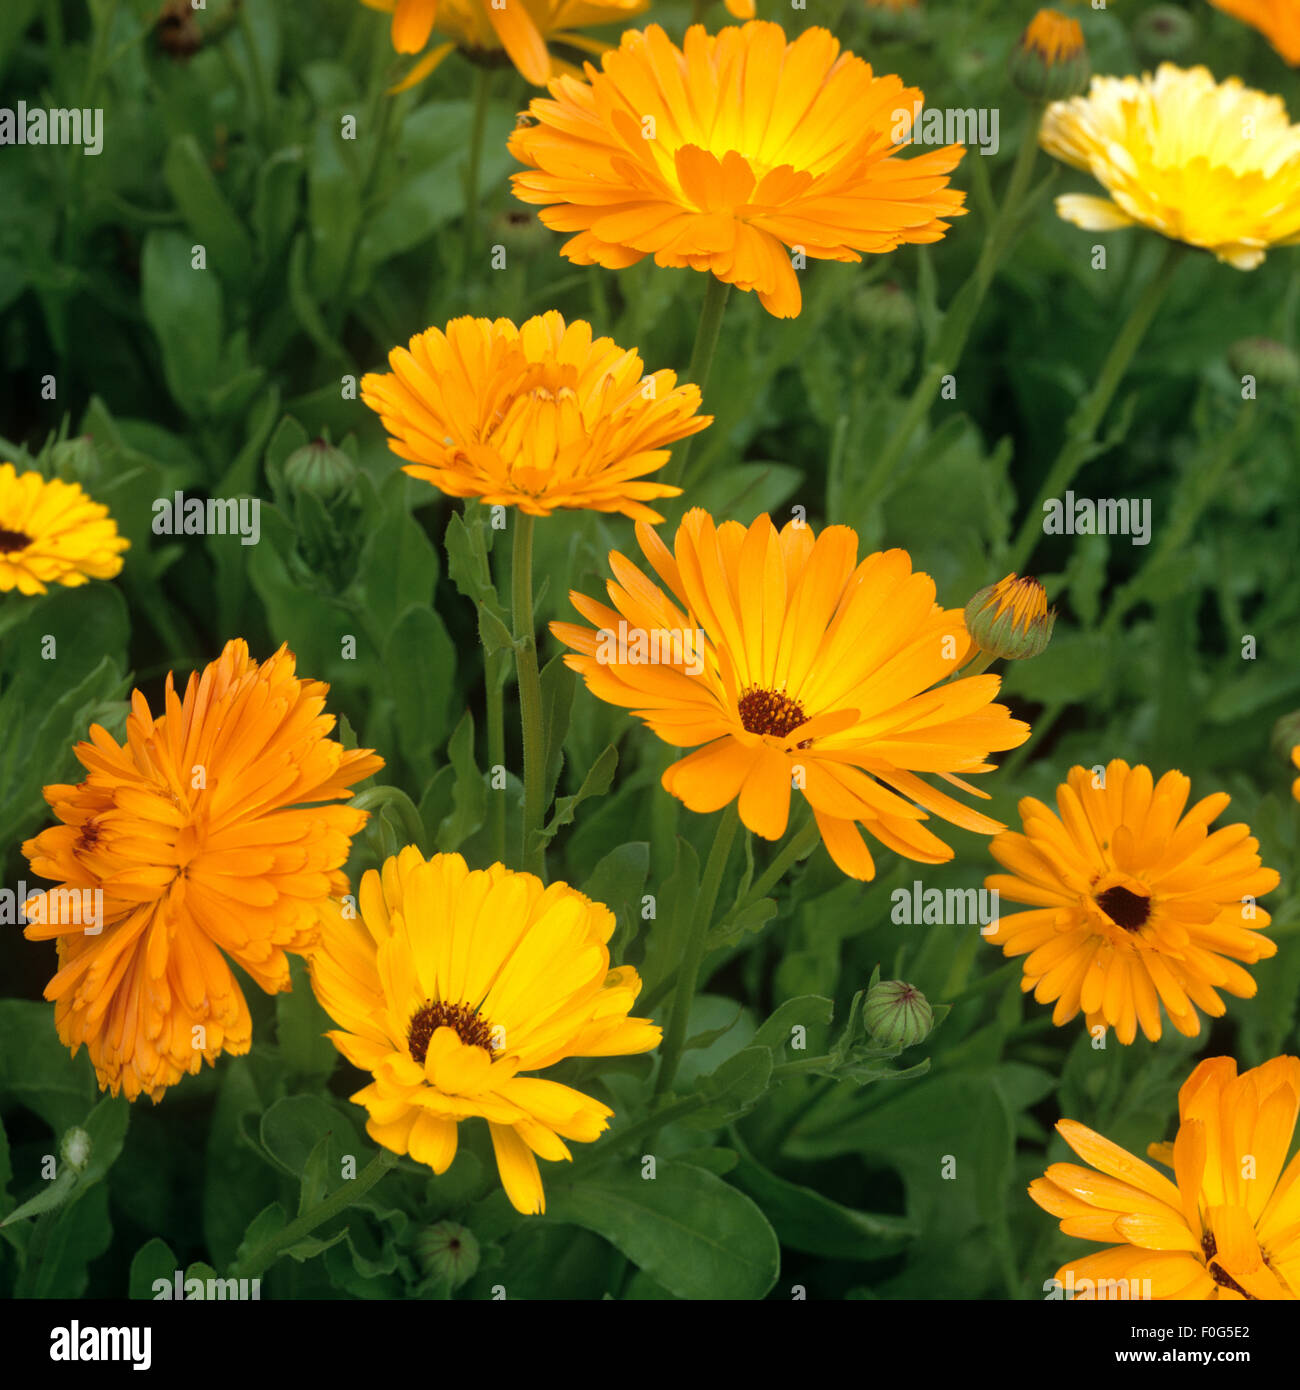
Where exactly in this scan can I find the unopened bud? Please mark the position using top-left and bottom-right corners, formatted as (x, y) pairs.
(964, 573), (1055, 661)
(1135, 5), (1197, 62)
(283, 439), (357, 502)
(60, 1126), (92, 1173)
(864, 980), (933, 1049)
(415, 1220), (479, 1288)
(1011, 9), (1089, 102)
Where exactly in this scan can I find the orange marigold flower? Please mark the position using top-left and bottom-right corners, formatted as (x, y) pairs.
(509, 21), (967, 319)
(360, 0), (650, 89)
(984, 760), (1280, 1044)
(361, 312), (708, 522)
(1031, 1055), (1300, 1299)
(22, 640), (383, 1103)
(1208, 0), (1300, 65)
(551, 509), (1029, 881)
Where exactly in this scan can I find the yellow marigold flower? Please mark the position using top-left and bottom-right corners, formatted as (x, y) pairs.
(360, 0), (649, 89)
(1040, 64), (1300, 269)
(984, 760), (1280, 1044)
(1292, 746), (1300, 800)
(361, 312), (708, 522)
(1031, 1055), (1300, 1299)
(0, 462), (129, 595)
(22, 640), (383, 1103)
(551, 509), (1030, 881)
(964, 573), (1055, 660)
(308, 848), (661, 1215)
(509, 21), (967, 319)
(1208, 0), (1300, 65)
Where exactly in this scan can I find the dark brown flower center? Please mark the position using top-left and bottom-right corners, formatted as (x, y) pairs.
(737, 686), (810, 743)
(407, 1000), (496, 1064)
(0, 526), (33, 554)
(1201, 1232), (1258, 1300)
(1096, 885), (1151, 932)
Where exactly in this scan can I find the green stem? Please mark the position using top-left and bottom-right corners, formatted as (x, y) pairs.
(944, 956), (1022, 1010)
(352, 786), (428, 853)
(460, 67), (493, 288)
(653, 804), (740, 1100)
(719, 816), (821, 929)
(512, 513), (546, 878)
(1005, 240), (1185, 576)
(665, 276), (732, 487)
(487, 648), (508, 864)
(861, 115), (1043, 501)
(230, 1148), (399, 1280)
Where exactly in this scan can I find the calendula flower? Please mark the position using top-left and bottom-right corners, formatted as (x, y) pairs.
(0, 462), (129, 595)
(1040, 64), (1300, 268)
(1208, 0), (1300, 65)
(551, 509), (1029, 881)
(308, 848), (660, 1215)
(22, 641), (383, 1102)
(360, 0), (649, 89)
(964, 573), (1055, 661)
(1291, 747), (1300, 801)
(509, 21), (967, 319)
(361, 312), (708, 522)
(985, 760), (1280, 1044)
(1010, 9), (1089, 100)
(1031, 1055), (1300, 1299)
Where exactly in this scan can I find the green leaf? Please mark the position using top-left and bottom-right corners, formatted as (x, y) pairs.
(730, 1138), (916, 1261)
(436, 711), (487, 851)
(708, 895), (777, 948)
(354, 478), (439, 637)
(129, 1238), (178, 1300)
(140, 228), (223, 418)
(535, 743), (618, 851)
(751, 996), (835, 1057)
(0, 1000), (96, 1136)
(163, 134), (254, 286)
(384, 604), (456, 772)
(259, 1095), (365, 1181)
(275, 956), (338, 1085)
(544, 1159), (779, 1300)
(685, 1046), (774, 1128)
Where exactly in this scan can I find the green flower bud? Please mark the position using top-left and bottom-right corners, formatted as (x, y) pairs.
(60, 1126), (92, 1173)
(864, 980), (933, 1049)
(1010, 10), (1090, 103)
(283, 439), (357, 503)
(415, 1220), (479, 1288)
(1134, 6), (1198, 62)
(964, 573), (1056, 661)
(1227, 337), (1300, 390)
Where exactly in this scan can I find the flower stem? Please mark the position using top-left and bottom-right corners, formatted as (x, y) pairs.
(512, 513), (547, 879)
(230, 1147), (399, 1280)
(653, 803), (740, 1100)
(459, 67), (493, 289)
(487, 648), (508, 864)
(665, 276), (731, 487)
(1005, 239), (1185, 575)
(861, 113), (1043, 501)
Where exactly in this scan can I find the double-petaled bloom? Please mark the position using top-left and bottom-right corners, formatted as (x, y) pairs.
(1031, 1055), (1300, 1299)
(1040, 63), (1300, 268)
(361, 312), (708, 521)
(0, 462), (129, 595)
(985, 760), (1280, 1043)
(552, 509), (1029, 880)
(309, 848), (661, 1214)
(509, 21), (967, 318)
(22, 641), (382, 1102)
